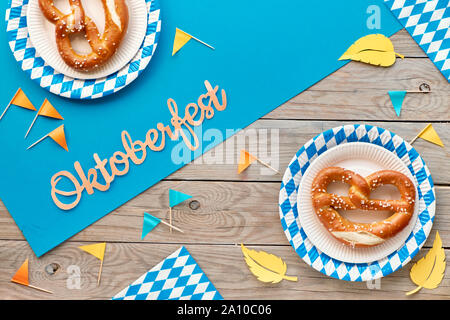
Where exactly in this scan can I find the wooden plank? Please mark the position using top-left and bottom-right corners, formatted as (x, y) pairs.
(1, 181), (448, 247)
(263, 58), (449, 121)
(389, 29), (427, 58)
(260, 30), (448, 121)
(167, 120), (450, 184)
(0, 241), (448, 300)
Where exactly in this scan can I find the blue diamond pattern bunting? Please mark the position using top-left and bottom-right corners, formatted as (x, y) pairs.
(278, 125), (435, 281)
(5, 0), (162, 99)
(112, 246), (223, 300)
(384, 0), (450, 82)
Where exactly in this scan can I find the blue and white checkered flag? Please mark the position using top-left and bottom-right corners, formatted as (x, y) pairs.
(384, 0), (450, 82)
(112, 246), (223, 300)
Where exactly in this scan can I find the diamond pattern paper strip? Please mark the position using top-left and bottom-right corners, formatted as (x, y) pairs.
(112, 246), (223, 300)
(279, 124), (435, 281)
(384, 0), (450, 82)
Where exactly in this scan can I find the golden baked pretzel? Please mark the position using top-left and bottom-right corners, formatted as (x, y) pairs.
(311, 167), (416, 247)
(38, 0), (129, 72)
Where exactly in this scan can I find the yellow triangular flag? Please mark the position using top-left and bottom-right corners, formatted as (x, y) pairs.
(79, 242), (107, 286)
(172, 28), (193, 56)
(417, 124), (444, 147)
(406, 232), (446, 295)
(38, 99), (64, 120)
(79, 242), (106, 261)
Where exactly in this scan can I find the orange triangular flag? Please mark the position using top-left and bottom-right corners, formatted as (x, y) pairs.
(79, 242), (106, 261)
(417, 124), (444, 147)
(48, 124), (69, 151)
(24, 99), (64, 138)
(9, 88), (36, 111)
(238, 150), (258, 174)
(0, 89), (36, 121)
(11, 259), (29, 286)
(172, 28), (193, 55)
(38, 99), (64, 120)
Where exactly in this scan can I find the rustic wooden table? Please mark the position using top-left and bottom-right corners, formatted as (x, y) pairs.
(1, 29), (449, 300)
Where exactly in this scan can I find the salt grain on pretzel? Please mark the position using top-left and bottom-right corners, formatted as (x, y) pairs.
(311, 167), (416, 247)
(38, 0), (129, 72)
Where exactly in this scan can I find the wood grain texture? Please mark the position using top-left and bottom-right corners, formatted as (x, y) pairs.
(168, 120), (450, 184)
(1, 184), (449, 247)
(0, 30), (448, 300)
(0, 242), (448, 300)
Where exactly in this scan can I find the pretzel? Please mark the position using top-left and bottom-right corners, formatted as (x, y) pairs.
(311, 167), (416, 247)
(38, 0), (129, 72)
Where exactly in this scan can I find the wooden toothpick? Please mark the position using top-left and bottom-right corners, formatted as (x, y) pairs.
(256, 158), (280, 174)
(27, 132), (50, 150)
(409, 123), (431, 145)
(27, 284), (53, 294)
(189, 34), (215, 50)
(97, 259), (103, 287)
(407, 83), (431, 94)
(24, 112), (40, 138)
(160, 219), (184, 233)
(0, 88), (20, 121)
(0, 103), (11, 121)
(15, 282), (53, 294)
(169, 207), (173, 233)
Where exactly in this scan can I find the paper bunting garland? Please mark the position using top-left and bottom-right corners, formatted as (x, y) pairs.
(79, 242), (106, 286)
(0, 88), (36, 121)
(406, 232), (446, 295)
(172, 28), (214, 56)
(25, 99), (64, 138)
(141, 212), (184, 239)
(237, 149), (280, 174)
(112, 246), (223, 300)
(11, 259), (53, 294)
(27, 124), (69, 151)
(168, 189), (192, 233)
(410, 124), (444, 147)
(240, 244), (297, 284)
(339, 34), (404, 67)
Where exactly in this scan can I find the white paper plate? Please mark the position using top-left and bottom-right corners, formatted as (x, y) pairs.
(27, 0), (148, 80)
(297, 142), (420, 264)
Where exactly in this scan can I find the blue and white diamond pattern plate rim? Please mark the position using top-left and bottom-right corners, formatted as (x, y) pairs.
(278, 124), (436, 282)
(5, 0), (161, 100)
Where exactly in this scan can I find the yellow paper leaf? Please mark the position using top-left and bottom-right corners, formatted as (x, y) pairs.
(406, 232), (446, 295)
(339, 34), (404, 67)
(240, 244), (297, 283)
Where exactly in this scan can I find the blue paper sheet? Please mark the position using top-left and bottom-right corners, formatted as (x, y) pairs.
(0, 0), (401, 257)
